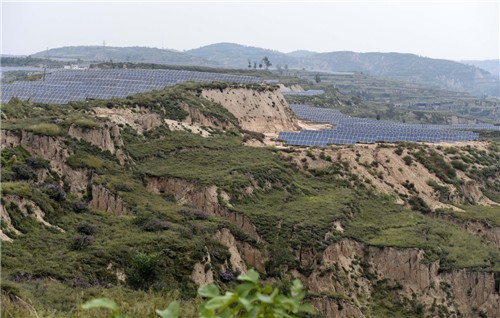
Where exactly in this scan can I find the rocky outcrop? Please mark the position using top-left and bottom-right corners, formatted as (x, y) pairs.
(214, 228), (248, 273)
(368, 244), (499, 317)
(89, 185), (129, 216)
(1, 130), (69, 172)
(64, 167), (92, 195)
(191, 262), (214, 286)
(68, 124), (123, 155)
(180, 103), (236, 130)
(0, 130), (92, 195)
(297, 239), (499, 318)
(93, 107), (163, 134)
(214, 228), (267, 273)
(201, 88), (299, 133)
(145, 176), (261, 241)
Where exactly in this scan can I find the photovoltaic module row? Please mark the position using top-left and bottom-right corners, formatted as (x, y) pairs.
(0, 69), (264, 104)
(277, 104), (498, 146)
(282, 90), (325, 96)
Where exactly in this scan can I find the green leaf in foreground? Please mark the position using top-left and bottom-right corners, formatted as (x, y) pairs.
(156, 301), (180, 318)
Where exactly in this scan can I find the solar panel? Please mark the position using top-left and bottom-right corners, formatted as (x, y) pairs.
(278, 104), (489, 146)
(1, 69), (264, 104)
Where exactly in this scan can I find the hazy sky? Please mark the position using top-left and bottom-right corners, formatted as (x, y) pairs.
(2, 1), (499, 61)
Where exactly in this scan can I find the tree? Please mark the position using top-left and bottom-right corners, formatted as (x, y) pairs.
(259, 63), (263, 69)
(262, 56), (272, 70)
(248, 59), (252, 69)
(315, 73), (321, 83)
(276, 64), (283, 74)
(376, 114), (381, 120)
(254, 62), (257, 69)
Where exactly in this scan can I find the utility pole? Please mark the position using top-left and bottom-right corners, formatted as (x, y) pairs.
(103, 40), (106, 61)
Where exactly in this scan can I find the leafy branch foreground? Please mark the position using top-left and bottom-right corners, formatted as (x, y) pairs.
(82, 269), (313, 318)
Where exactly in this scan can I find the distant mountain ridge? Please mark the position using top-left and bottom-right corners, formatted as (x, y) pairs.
(461, 59), (500, 78)
(31, 45), (213, 66)
(30, 43), (499, 97)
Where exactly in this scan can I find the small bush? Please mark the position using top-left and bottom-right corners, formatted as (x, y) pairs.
(127, 252), (161, 290)
(114, 183), (133, 192)
(219, 271), (235, 282)
(142, 219), (171, 232)
(28, 123), (63, 136)
(451, 160), (468, 171)
(76, 221), (97, 235)
(72, 119), (99, 129)
(177, 209), (193, 218)
(25, 156), (50, 169)
(194, 211), (209, 220)
(394, 147), (403, 156)
(408, 195), (431, 213)
(12, 164), (37, 181)
(43, 183), (66, 201)
(73, 200), (89, 213)
(402, 155), (413, 166)
(70, 234), (94, 250)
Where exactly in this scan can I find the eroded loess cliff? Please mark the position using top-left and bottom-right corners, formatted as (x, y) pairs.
(213, 228), (499, 318)
(201, 87), (299, 133)
(145, 176), (261, 241)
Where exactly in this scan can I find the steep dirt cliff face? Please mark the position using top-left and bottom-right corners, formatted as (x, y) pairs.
(68, 123), (124, 155)
(1, 130), (92, 196)
(191, 262), (214, 286)
(214, 228), (267, 273)
(93, 107), (163, 134)
(179, 102), (236, 131)
(209, 227), (499, 318)
(1, 130), (69, 172)
(145, 176), (262, 241)
(366, 244), (499, 318)
(201, 88), (299, 133)
(288, 239), (499, 318)
(89, 185), (129, 216)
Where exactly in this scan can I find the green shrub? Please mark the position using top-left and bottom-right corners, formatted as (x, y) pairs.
(408, 195), (431, 213)
(70, 234), (94, 250)
(127, 253), (161, 290)
(72, 118), (99, 129)
(450, 160), (467, 171)
(28, 123), (63, 136)
(402, 155), (413, 166)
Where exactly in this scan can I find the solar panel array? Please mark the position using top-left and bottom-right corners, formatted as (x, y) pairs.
(278, 104), (492, 146)
(282, 89), (325, 96)
(1, 69), (264, 104)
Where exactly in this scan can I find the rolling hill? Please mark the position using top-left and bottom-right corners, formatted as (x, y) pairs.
(462, 59), (500, 78)
(29, 43), (500, 97)
(31, 45), (214, 66)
